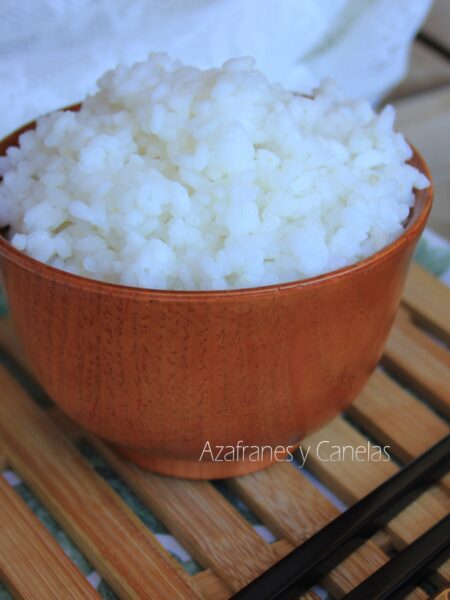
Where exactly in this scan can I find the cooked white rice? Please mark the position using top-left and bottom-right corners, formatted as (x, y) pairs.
(0, 53), (429, 290)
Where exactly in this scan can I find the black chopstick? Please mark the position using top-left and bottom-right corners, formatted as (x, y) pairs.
(342, 513), (450, 600)
(231, 434), (450, 600)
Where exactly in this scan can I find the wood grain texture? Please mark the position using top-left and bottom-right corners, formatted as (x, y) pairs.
(388, 487), (450, 589)
(0, 257), (447, 597)
(384, 306), (450, 417)
(19, 392), (402, 597)
(304, 418), (397, 504)
(0, 121), (433, 479)
(171, 542), (293, 600)
(351, 369), (450, 577)
(229, 461), (335, 545)
(0, 476), (100, 600)
(228, 461), (391, 599)
(304, 417), (450, 586)
(403, 263), (450, 344)
(0, 366), (200, 600)
(88, 437), (279, 593)
(192, 570), (231, 600)
(0, 440), (6, 470)
(0, 315), (33, 376)
(349, 369), (449, 462)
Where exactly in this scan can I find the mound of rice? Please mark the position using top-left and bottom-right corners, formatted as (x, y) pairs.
(0, 53), (429, 290)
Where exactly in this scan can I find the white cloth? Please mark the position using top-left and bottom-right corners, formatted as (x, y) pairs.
(0, 0), (432, 138)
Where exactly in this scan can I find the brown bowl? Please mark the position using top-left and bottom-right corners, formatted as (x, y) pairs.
(0, 116), (433, 479)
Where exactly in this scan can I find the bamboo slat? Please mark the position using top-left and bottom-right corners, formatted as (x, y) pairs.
(0, 476), (100, 600)
(403, 263), (450, 344)
(229, 461), (334, 545)
(88, 437), (279, 593)
(228, 461), (392, 598)
(304, 418), (397, 504)
(350, 368), (450, 549)
(192, 570), (231, 600)
(192, 562), (322, 600)
(384, 307), (450, 417)
(349, 369), (449, 462)
(304, 418), (450, 586)
(0, 366), (200, 600)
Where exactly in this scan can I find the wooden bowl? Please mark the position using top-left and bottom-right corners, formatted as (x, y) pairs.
(0, 117), (433, 479)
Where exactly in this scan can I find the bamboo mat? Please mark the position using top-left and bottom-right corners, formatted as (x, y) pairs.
(0, 261), (448, 600)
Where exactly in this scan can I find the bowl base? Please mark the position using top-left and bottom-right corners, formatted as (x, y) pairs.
(114, 445), (288, 479)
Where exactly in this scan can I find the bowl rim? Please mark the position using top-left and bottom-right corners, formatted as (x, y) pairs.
(0, 113), (433, 300)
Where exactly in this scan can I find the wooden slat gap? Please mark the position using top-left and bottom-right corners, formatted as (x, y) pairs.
(88, 435), (281, 593)
(0, 475), (100, 600)
(228, 461), (395, 597)
(304, 417), (450, 585)
(402, 264), (450, 344)
(383, 305), (450, 418)
(0, 366), (200, 599)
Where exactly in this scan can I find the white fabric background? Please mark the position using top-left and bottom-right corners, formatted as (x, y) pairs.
(0, 0), (432, 138)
